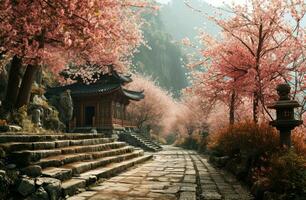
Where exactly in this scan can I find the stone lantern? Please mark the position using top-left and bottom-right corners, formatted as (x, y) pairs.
(268, 84), (303, 147)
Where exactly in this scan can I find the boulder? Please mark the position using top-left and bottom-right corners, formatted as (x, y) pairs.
(21, 165), (42, 177)
(0, 147), (5, 158)
(17, 178), (35, 197)
(0, 169), (5, 177)
(25, 187), (49, 200)
(6, 163), (16, 170)
(0, 172), (9, 200)
(0, 160), (4, 168)
(36, 177), (61, 200)
(8, 125), (22, 132)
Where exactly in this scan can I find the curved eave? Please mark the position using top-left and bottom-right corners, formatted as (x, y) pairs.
(121, 89), (145, 101)
(112, 71), (132, 83)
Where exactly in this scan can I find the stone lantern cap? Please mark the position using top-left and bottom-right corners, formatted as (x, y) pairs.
(269, 120), (303, 129)
(268, 83), (303, 128)
(268, 83), (301, 109)
(268, 100), (301, 109)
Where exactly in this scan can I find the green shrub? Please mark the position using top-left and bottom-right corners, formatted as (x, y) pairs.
(10, 106), (36, 132)
(165, 133), (177, 145)
(268, 150), (306, 199)
(176, 132), (207, 151)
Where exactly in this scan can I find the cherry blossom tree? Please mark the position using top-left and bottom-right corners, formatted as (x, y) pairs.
(126, 74), (177, 136)
(174, 95), (208, 136)
(188, 0), (306, 123)
(0, 0), (152, 111)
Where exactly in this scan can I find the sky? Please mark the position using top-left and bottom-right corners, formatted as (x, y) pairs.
(156, 0), (247, 6)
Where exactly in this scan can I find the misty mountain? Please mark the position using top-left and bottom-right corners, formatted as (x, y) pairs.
(160, 0), (220, 43)
(132, 0), (222, 96)
(132, 13), (188, 97)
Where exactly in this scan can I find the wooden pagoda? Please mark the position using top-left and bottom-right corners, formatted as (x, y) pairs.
(47, 70), (144, 133)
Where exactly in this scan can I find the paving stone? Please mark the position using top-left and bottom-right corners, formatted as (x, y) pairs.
(223, 194), (246, 200)
(75, 191), (98, 197)
(147, 192), (176, 199)
(64, 146), (253, 200)
(179, 192), (196, 200)
(163, 186), (181, 194)
(201, 184), (218, 191)
(128, 188), (150, 196)
(201, 192), (222, 200)
(185, 170), (196, 175)
(200, 179), (215, 184)
(183, 175), (196, 183)
(66, 196), (86, 200)
(180, 186), (196, 192)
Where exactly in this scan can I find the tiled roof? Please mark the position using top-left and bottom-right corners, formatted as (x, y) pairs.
(47, 82), (121, 96)
(122, 89), (145, 101)
(112, 71), (132, 83)
(47, 70), (144, 101)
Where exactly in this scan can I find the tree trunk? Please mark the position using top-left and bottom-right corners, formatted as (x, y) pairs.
(36, 67), (43, 85)
(16, 64), (39, 108)
(2, 56), (22, 111)
(229, 90), (236, 125)
(253, 92), (259, 123)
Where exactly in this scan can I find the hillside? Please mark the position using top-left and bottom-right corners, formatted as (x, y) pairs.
(132, 13), (188, 97)
(160, 0), (220, 42)
(132, 0), (222, 96)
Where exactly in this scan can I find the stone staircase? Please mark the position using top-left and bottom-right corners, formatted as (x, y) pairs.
(119, 131), (162, 152)
(0, 133), (152, 198)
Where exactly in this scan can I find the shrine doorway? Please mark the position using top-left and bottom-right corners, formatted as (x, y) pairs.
(85, 106), (95, 127)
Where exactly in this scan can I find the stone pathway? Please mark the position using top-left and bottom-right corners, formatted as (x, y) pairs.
(69, 146), (253, 200)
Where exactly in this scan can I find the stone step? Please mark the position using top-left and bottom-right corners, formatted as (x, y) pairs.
(0, 133), (106, 143)
(61, 154), (153, 197)
(131, 136), (161, 148)
(42, 167), (73, 181)
(62, 178), (87, 197)
(91, 146), (135, 159)
(138, 146), (156, 152)
(135, 139), (160, 149)
(63, 150), (144, 176)
(42, 150), (144, 181)
(142, 139), (162, 147)
(36, 146), (135, 169)
(0, 138), (115, 153)
(119, 132), (162, 152)
(59, 142), (126, 155)
(81, 154), (152, 180)
(10, 142), (126, 166)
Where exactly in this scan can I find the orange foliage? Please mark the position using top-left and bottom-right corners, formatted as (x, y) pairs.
(0, 119), (7, 126)
(208, 121), (306, 198)
(208, 121), (280, 156)
(292, 127), (306, 157)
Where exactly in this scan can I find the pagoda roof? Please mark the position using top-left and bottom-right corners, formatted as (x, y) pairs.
(47, 82), (121, 96)
(47, 69), (143, 101)
(60, 67), (132, 85)
(97, 70), (132, 85)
